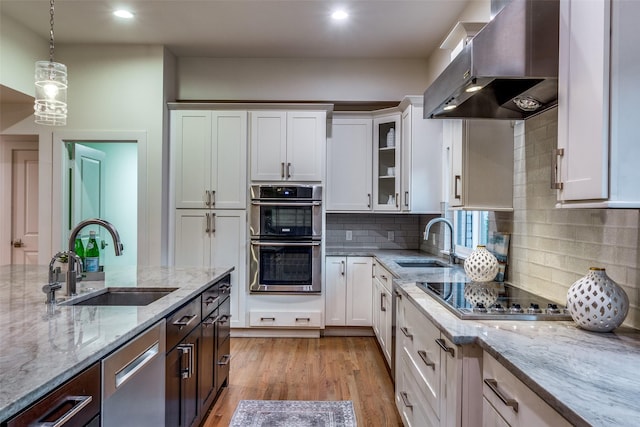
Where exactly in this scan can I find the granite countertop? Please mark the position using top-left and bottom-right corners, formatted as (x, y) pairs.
(328, 248), (640, 427)
(0, 264), (233, 422)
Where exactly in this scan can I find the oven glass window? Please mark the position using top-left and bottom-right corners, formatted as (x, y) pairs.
(259, 246), (312, 285)
(260, 206), (312, 238)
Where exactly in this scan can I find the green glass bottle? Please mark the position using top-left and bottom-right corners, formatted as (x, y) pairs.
(85, 231), (100, 272)
(74, 237), (85, 271)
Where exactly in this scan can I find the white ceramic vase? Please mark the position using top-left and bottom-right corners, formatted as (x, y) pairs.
(464, 245), (499, 282)
(566, 268), (629, 332)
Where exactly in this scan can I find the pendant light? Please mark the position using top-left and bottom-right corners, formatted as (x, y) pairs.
(34, 0), (67, 126)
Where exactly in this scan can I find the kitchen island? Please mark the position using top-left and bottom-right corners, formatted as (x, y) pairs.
(0, 264), (233, 422)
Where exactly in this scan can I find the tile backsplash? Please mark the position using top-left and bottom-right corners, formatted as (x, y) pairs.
(509, 108), (639, 329)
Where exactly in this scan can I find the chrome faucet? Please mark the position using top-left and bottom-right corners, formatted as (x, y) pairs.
(423, 217), (457, 265)
(67, 218), (124, 296)
(44, 251), (83, 304)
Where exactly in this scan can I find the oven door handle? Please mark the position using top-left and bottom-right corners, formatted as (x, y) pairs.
(250, 201), (321, 207)
(250, 241), (321, 247)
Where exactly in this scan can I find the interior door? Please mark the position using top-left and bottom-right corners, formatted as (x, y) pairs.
(11, 143), (39, 264)
(73, 144), (106, 227)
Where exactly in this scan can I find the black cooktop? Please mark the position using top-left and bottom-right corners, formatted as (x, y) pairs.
(416, 281), (572, 320)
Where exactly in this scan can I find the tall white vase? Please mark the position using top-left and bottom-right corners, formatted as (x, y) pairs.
(464, 245), (499, 282)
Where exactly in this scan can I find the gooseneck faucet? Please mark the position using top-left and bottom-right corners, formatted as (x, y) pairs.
(423, 217), (457, 265)
(67, 218), (124, 296)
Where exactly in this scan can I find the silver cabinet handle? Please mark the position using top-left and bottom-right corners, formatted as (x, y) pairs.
(395, 192), (399, 208)
(204, 295), (219, 306)
(205, 190), (211, 207)
(251, 201), (321, 207)
(394, 289), (403, 299)
(551, 148), (564, 190)
(34, 395), (93, 427)
(340, 260), (345, 276)
(400, 327), (413, 340)
(454, 174), (462, 200)
(261, 317), (276, 321)
(484, 379), (519, 413)
(287, 162), (292, 178)
(399, 391), (413, 409)
(295, 317), (311, 322)
(367, 193), (371, 208)
(211, 213), (216, 234)
(218, 314), (231, 325)
(178, 343), (194, 379)
(202, 315), (219, 327)
(12, 239), (24, 248)
(173, 314), (198, 329)
(281, 162), (285, 178)
(417, 350), (435, 370)
(380, 293), (386, 312)
(217, 354), (231, 366)
(381, 274), (388, 282)
(404, 191), (409, 208)
(211, 190), (216, 206)
(205, 213), (211, 233)
(251, 241), (321, 247)
(435, 338), (455, 357)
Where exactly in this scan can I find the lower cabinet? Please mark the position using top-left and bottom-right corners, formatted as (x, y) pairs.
(324, 256), (374, 326)
(372, 262), (393, 366)
(395, 292), (482, 427)
(482, 351), (571, 427)
(5, 362), (101, 427)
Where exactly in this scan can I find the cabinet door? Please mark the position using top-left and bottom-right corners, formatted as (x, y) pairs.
(372, 276), (382, 337)
(174, 210), (212, 267)
(373, 114), (401, 211)
(210, 210), (246, 328)
(172, 111), (212, 209)
(557, 0), (610, 201)
(199, 311), (217, 411)
(211, 111), (247, 209)
(250, 111), (287, 181)
(287, 111), (326, 181)
(380, 285), (392, 364)
(166, 327), (200, 427)
(327, 118), (373, 211)
(346, 257), (373, 326)
(325, 256), (347, 326)
(445, 120), (463, 207)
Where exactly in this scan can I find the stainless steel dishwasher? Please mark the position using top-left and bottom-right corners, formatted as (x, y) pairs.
(102, 319), (166, 427)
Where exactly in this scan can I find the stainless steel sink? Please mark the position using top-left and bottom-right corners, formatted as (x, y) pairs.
(60, 287), (178, 306)
(395, 260), (451, 268)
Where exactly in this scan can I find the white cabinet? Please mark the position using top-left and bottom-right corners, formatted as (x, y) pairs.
(556, 0), (640, 207)
(171, 110), (247, 209)
(250, 110), (326, 182)
(482, 351), (571, 427)
(174, 209), (247, 328)
(445, 119), (514, 211)
(324, 256), (373, 326)
(395, 292), (482, 427)
(326, 116), (373, 211)
(372, 262), (393, 366)
(373, 113), (402, 211)
(399, 96), (442, 214)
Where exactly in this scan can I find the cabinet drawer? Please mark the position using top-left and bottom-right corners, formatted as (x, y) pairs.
(395, 352), (438, 427)
(482, 352), (572, 427)
(249, 311), (322, 328)
(166, 297), (202, 350)
(7, 362), (101, 427)
(373, 263), (393, 292)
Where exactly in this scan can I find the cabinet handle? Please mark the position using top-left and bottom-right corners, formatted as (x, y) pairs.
(435, 338), (455, 357)
(395, 192), (399, 208)
(178, 343), (194, 379)
(295, 317), (311, 322)
(205, 190), (211, 207)
(281, 162), (285, 178)
(217, 354), (231, 366)
(173, 314), (198, 329)
(218, 314), (231, 325)
(394, 289), (403, 299)
(340, 260), (345, 276)
(220, 283), (231, 293)
(211, 213), (216, 234)
(417, 350), (436, 370)
(287, 162), (292, 178)
(380, 293), (386, 312)
(211, 190), (216, 206)
(12, 239), (24, 248)
(404, 191), (409, 208)
(367, 193), (371, 208)
(204, 295), (219, 306)
(202, 315), (219, 326)
(33, 395), (93, 427)
(551, 148), (564, 190)
(261, 317), (276, 321)
(484, 379), (519, 413)
(399, 391), (413, 409)
(400, 327), (413, 340)
(381, 275), (388, 282)
(205, 213), (211, 233)
(454, 175), (462, 200)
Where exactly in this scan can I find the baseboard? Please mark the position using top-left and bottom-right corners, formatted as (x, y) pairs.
(322, 326), (375, 337)
(231, 328), (321, 338)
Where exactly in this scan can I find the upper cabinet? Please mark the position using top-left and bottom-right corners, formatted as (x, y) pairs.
(445, 119), (514, 211)
(556, 0), (640, 207)
(250, 110), (326, 182)
(373, 112), (402, 211)
(326, 116), (373, 211)
(171, 110), (247, 210)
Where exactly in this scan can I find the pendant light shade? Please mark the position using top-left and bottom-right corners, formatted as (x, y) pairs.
(34, 0), (67, 126)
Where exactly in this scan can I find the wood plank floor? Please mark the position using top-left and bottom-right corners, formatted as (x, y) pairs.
(202, 336), (403, 427)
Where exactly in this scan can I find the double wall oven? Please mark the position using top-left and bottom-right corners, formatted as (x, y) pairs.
(249, 185), (322, 293)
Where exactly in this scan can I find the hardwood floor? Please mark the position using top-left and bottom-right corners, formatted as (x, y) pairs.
(202, 336), (403, 426)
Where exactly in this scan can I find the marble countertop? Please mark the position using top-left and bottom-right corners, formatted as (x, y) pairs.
(327, 248), (640, 427)
(0, 264), (233, 422)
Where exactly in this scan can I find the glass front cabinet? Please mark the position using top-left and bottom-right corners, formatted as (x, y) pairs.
(373, 113), (401, 211)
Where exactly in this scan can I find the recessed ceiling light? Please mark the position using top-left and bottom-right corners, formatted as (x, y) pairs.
(331, 9), (349, 20)
(113, 10), (134, 19)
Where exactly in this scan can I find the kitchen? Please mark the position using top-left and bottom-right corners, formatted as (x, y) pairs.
(1, 0), (640, 426)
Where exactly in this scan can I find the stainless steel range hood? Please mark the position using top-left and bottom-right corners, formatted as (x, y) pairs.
(423, 0), (559, 120)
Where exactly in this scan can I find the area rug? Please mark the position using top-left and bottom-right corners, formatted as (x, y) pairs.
(230, 400), (357, 427)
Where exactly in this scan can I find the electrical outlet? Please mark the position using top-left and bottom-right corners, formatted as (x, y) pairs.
(346, 230), (352, 241)
(388, 231), (394, 241)
(432, 234), (436, 245)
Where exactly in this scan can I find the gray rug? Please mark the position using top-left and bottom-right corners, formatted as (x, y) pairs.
(230, 400), (357, 427)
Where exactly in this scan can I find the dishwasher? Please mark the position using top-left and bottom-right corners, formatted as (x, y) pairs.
(101, 319), (166, 427)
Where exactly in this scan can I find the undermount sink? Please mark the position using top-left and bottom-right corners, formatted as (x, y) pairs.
(60, 287), (178, 306)
(395, 260), (451, 268)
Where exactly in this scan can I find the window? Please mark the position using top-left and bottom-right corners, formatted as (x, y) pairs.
(453, 210), (489, 258)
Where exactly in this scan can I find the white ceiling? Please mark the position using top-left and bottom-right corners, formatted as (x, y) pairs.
(1, 0), (471, 59)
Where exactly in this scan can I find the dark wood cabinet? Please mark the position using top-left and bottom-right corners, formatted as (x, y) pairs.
(166, 325), (201, 427)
